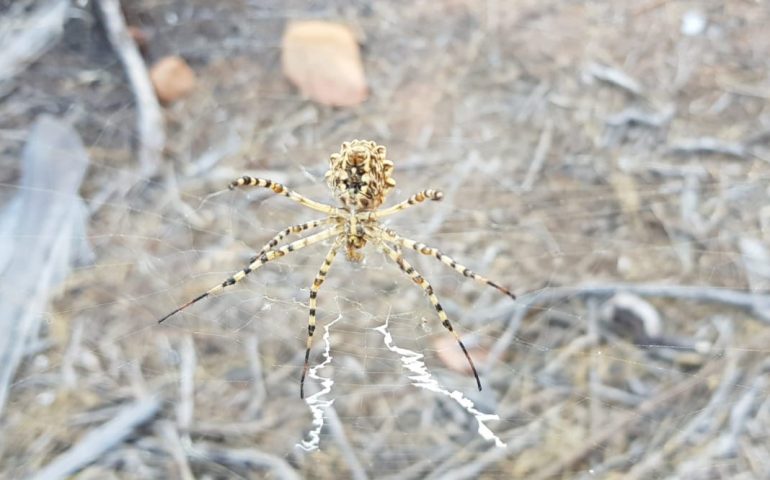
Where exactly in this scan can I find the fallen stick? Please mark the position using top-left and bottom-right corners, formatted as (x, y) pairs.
(483, 283), (770, 372)
(189, 443), (301, 480)
(521, 120), (553, 192)
(668, 137), (748, 159)
(325, 406), (368, 480)
(95, 0), (165, 177)
(32, 397), (161, 480)
(522, 283), (770, 319)
(0, 0), (69, 84)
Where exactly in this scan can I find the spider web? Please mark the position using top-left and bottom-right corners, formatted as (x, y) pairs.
(2, 1), (770, 479)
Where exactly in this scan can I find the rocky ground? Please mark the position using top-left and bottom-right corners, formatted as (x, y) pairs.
(1, 1), (769, 478)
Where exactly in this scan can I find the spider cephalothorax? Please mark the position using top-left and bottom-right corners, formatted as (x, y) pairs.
(159, 141), (517, 398)
(325, 139), (395, 211)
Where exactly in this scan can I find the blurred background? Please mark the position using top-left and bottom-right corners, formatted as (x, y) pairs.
(2, 0), (770, 478)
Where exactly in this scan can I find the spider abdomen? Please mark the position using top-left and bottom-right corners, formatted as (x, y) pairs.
(325, 139), (395, 211)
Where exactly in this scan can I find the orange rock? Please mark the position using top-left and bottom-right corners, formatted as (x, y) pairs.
(150, 56), (197, 104)
(281, 21), (368, 107)
(433, 336), (489, 374)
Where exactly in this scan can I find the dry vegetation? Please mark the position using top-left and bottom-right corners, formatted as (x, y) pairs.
(1, 0), (770, 478)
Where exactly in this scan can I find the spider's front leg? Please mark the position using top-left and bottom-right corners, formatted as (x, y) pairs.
(229, 176), (339, 215)
(372, 189), (444, 218)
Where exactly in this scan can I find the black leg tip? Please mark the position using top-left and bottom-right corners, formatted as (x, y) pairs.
(157, 311), (176, 324)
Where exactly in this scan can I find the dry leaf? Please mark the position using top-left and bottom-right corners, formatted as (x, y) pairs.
(150, 55), (197, 104)
(433, 336), (489, 374)
(281, 21), (367, 107)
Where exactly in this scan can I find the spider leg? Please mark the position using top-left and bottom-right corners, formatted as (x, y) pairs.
(377, 226), (516, 300)
(378, 240), (482, 391)
(372, 189), (444, 218)
(158, 226), (341, 323)
(300, 238), (342, 398)
(229, 176), (339, 215)
(252, 218), (331, 261)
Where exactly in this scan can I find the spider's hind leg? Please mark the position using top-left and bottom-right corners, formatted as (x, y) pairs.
(229, 176), (338, 215)
(378, 227), (516, 300)
(378, 241), (482, 391)
(300, 238), (342, 398)
(157, 227), (340, 323)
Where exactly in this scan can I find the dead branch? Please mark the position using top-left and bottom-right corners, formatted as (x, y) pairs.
(0, 0), (69, 84)
(95, 0), (165, 177)
(32, 397), (161, 480)
(188, 443), (301, 480)
(484, 283), (770, 372)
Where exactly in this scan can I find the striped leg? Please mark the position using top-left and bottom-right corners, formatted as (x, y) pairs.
(300, 239), (341, 398)
(378, 227), (516, 300)
(158, 227), (341, 323)
(373, 189), (444, 218)
(251, 218), (330, 261)
(378, 241), (482, 391)
(229, 176), (338, 215)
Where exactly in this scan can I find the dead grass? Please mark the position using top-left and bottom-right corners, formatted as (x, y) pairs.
(2, 0), (770, 478)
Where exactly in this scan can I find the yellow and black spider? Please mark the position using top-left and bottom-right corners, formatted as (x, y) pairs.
(158, 140), (516, 398)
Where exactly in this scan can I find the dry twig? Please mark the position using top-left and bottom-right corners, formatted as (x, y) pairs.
(32, 397), (161, 480)
(0, 0), (69, 85)
(521, 120), (553, 192)
(587, 63), (644, 96)
(668, 137), (748, 159)
(95, 0), (165, 177)
(484, 283), (770, 372)
(189, 443), (301, 480)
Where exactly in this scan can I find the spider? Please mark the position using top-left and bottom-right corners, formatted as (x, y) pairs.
(158, 140), (516, 398)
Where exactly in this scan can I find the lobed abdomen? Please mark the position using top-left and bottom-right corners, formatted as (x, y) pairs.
(325, 139), (395, 211)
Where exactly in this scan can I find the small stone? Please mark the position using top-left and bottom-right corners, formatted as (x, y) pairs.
(681, 10), (707, 36)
